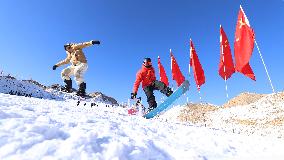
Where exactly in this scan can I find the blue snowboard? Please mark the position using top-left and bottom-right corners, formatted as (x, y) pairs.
(143, 80), (190, 119)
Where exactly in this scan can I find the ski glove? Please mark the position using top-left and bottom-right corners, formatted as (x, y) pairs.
(91, 40), (100, 45)
(131, 93), (137, 99)
(52, 65), (57, 70)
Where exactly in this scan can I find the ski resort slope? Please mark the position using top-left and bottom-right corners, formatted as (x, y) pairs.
(0, 93), (284, 160)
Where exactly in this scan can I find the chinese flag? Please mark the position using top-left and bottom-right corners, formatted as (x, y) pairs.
(158, 56), (169, 86)
(170, 51), (185, 86)
(219, 25), (235, 80)
(234, 6), (256, 81)
(190, 39), (205, 90)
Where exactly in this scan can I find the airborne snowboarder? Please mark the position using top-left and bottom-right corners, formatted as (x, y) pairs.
(131, 58), (173, 112)
(52, 40), (100, 96)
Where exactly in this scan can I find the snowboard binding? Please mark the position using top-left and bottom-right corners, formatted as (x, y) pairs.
(128, 97), (146, 115)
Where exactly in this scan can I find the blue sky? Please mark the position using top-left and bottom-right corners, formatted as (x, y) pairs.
(0, 0), (283, 105)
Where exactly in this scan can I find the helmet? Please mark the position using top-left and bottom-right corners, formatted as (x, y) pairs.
(143, 58), (151, 63)
(143, 58), (152, 68)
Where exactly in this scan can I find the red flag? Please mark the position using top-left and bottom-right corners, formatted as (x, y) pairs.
(170, 50), (185, 86)
(190, 39), (205, 90)
(234, 5), (256, 81)
(219, 25), (235, 80)
(158, 56), (169, 86)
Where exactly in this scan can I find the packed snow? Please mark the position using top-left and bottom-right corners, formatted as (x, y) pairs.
(1, 96), (284, 159)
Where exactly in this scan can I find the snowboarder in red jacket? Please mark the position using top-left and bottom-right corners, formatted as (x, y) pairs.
(131, 58), (173, 112)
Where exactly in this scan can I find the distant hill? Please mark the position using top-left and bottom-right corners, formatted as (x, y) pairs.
(0, 75), (118, 105)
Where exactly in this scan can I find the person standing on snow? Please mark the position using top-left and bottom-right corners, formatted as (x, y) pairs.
(52, 40), (100, 96)
(131, 58), (173, 112)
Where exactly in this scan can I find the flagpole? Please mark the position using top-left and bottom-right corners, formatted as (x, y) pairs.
(170, 48), (173, 71)
(224, 76), (229, 98)
(198, 91), (202, 101)
(221, 41), (229, 98)
(189, 59), (191, 76)
(198, 85), (202, 101)
(188, 40), (192, 104)
(254, 39), (275, 93)
(186, 97), (189, 104)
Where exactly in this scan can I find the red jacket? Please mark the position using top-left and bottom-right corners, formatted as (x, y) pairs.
(133, 65), (156, 93)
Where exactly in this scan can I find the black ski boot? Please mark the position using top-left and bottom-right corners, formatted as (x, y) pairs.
(165, 88), (173, 97)
(61, 79), (72, 93)
(77, 82), (86, 97)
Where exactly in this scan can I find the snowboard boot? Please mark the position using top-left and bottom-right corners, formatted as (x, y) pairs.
(77, 82), (86, 97)
(165, 87), (173, 97)
(147, 100), (157, 113)
(61, 79), (72, 93)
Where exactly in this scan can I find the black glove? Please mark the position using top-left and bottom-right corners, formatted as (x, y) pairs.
(91, 40), (100, 45)
(131, 92), (137, 99)
(52, 65), (57, 70)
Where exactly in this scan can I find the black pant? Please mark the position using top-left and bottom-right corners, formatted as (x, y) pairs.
(143, 80), (171, 110)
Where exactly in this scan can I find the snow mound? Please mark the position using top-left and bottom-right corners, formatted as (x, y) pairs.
(0, 75), (118, 105)
(0, 75), (61, 100)
(177, 103), (218, 124)
(156, 105), (185, 123)
(208, 92), (284, 138)
(222, 92), (265, 108)
(175, 92), (284, 138)
(89, 92), (118, 105)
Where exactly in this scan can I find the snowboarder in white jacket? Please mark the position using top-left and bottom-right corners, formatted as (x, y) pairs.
(53, 40), (100, 96)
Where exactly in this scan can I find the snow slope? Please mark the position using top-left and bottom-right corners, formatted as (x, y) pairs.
(1, 93), (284, 160)
(173, 92), (284, 139)
(0, 76), (118, 105)
(0, 75), (61, 100)
(207, 92), (284, 138)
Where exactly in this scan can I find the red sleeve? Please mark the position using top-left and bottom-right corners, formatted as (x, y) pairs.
(133, 70), (142, 93)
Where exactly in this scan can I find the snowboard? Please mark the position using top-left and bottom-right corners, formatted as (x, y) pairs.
(143, 80), (189, 119)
